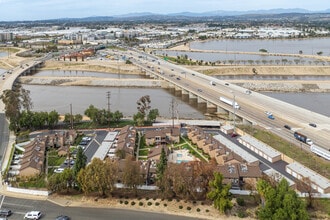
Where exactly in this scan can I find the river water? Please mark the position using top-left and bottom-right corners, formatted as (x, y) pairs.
(18, 69), (329, 118)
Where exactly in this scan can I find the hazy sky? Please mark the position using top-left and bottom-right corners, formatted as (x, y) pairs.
(0, 0), (328, 21)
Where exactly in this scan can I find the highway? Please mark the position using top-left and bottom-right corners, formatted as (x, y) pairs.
(124, 48), (330, 151)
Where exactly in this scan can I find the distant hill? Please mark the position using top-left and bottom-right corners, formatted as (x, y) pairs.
(1, 8), (330, 24)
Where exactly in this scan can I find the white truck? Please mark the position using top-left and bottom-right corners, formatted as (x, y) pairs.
(220, 96), (240, 109)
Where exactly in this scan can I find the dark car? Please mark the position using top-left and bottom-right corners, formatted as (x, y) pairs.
(231, 133), (238, 138)
(284, 125), (291, 130)
(55, 215), (70, 220)
(0, 209), (12, 217)
(309, 123), (317, 127)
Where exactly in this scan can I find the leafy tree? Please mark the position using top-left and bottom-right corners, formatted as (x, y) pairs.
(147, 108), (159, 123)
(74, 114), (83, 123)
(136, 95), (151, 119)
(256, 178), (309, 220)
(73, 147), (87, 177)
(84, 105), (99, 122)
(156, 147), (167, 189)
(112, 110), (123, 123)
(0, 89), (21, 131)
(207, 172), (233, 214)
(115, 148), (126, 159)
(48, 169), (69, 192)
(20, 88), (33, 111)
(77, 158), (118, 197)
(133, 112), (144, 126)
(48, 110), (59, 128)
(122, 156), (143, 196)
(63, 113), (72, 125)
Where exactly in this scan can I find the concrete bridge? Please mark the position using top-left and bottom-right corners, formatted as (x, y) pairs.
(0, 60), (44, 111)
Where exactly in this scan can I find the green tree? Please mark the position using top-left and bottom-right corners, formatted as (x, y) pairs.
(147, 108), (159, 123)
(136, 95), (151, 120)
(156, 147), (167, 189)
(133, 112), (145, 126)
(74, 114), (83, 123)
(122, 156), (143, 196)
(112, 110), (123, 123)
(256, 179), (309, 220)
(0, 89), (21, 131)
(84, 105), (99, 123)
(73, 147), (87, 177)
(207, 172), (233, 214)
(48, 169), (69, 192)
(77, 158), (118, 197)
(48, 110), (59, 128)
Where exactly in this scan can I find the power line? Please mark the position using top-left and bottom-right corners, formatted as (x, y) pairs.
(106, 91), (111, 130)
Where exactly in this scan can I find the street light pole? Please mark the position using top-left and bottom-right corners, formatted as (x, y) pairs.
(231, 92), (236, 135)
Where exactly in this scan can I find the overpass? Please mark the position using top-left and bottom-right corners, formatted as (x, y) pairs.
(125, 49), (330, 151)
(0, 60), (44, 111)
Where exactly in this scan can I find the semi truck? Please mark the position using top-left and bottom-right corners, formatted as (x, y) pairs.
(310, 145), (330, 161)
(219, 96), (240, 109)
(294, 131), (313, 145)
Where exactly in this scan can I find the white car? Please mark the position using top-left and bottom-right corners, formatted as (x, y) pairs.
(24, 211), (42, 219)
(54, 168), (64, 173)
(265, 111), (273, 116)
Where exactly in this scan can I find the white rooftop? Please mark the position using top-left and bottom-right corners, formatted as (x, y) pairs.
(91, 141), (113, 161)
(213, 134), (259, 165)
(104, 131), (118, 142)
(239, 135), (281, 158)
(286, 162), (330, 190)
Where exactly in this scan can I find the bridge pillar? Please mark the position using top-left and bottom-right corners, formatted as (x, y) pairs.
(217, 106), (228, 114)
(242, 118), (252, 125)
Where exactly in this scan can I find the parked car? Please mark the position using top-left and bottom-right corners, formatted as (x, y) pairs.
(24, 211), (42, 219)
(55, 215), (70, 220)
(54, 168), (64, 173)
(0, 209), (12, 217)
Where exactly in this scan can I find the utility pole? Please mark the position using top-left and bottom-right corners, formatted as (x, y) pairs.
(169, 98), (178, 128)
(232, 93), (236, 134)
(106, 91), (111, 131)
(70, 103), (73, 130)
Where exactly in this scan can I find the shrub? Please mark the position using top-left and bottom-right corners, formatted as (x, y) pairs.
(206, 209), (209, 213)
(197, 208), (201, 212)
(131, 201), (136, 206)
(193, 201), (197, 204)
(147, 202), (152, 206)
(164, 203), (167, 207)
(138, 197), (142, 200)
(155, 202), (160, 206)
(179, 205), (183, 209)
(146, 197), (150, 201)
(168, 198), (173, 202)
(176, 198), (180, 202)
(237, 210), (247, 218)
(119, 200), (123, 204)
(187, 207), (191, 211)
(237, 197), (245, 206)
(153, 197), (157, 201)
(201, 202), (204, 205)
(139, 202), (143, 206)
(124, 201), (129, 205)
